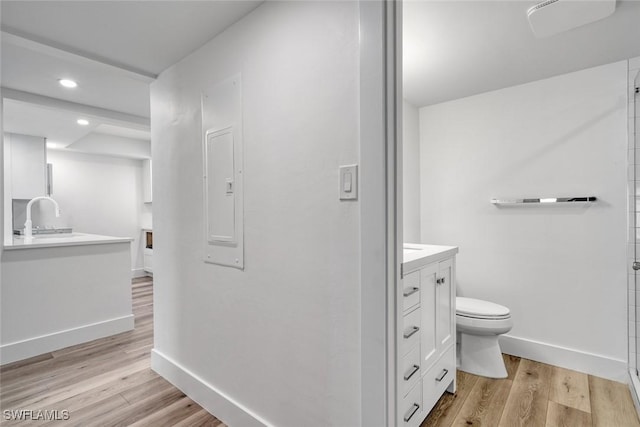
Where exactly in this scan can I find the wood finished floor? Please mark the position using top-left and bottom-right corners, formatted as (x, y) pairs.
(2, 277), (640, 427)
(0, 276), (225, 427)
(422, 354), (640, 427)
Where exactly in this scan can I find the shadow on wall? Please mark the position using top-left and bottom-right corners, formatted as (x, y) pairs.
(481, 99), (627, 195)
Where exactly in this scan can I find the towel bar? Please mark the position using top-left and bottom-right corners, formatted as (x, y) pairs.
(490, 197), (597, 205)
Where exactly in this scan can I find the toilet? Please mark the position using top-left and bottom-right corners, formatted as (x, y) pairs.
(456, 297), (513, 378)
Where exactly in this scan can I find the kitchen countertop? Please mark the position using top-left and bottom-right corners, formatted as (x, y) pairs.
(402, 243), (458, 275)
(4, 232), (133, 250)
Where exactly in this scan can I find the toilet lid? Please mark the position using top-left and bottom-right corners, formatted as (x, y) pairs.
(456, 297), (510, 319)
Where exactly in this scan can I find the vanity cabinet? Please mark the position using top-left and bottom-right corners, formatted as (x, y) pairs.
(399, 245), (457, 426)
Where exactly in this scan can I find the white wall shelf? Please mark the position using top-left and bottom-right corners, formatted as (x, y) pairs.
(491, 197), (597, 205)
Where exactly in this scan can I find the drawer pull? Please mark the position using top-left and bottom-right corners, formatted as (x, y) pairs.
(403, 364), (420, 381)
(435, 368), (449, 382)
(403, 326), (419, 339)
(403, 287), (419, 297)
(404, 403), (420, 422)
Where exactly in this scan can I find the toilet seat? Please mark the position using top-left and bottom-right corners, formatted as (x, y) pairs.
(456, 313), (513, 335)
(456, 297), (510, 320)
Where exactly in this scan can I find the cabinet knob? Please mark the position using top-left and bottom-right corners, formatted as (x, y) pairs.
(436, 278), (442, 285)
(441, 277), (446, 284)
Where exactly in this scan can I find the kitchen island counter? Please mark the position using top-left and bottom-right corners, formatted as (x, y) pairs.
(5, 232), (132, 250)
(1, 235), (134, 365)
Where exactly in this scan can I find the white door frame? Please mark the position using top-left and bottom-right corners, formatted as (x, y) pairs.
(359, 1), (402, 425)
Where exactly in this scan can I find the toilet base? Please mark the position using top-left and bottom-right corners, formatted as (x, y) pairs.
(458, 332), (508, 379)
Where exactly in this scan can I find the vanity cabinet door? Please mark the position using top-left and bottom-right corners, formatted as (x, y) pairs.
(436, 258), (454, 351)
(420, 263), (438, 372)
(421, 258), (455, 374)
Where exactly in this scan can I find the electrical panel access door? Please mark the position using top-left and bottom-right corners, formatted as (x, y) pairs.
(202, 74), (244, 269)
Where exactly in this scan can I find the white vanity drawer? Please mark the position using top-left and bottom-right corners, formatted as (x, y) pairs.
(422, 346), (455, 416)
(401, 378), (423, 427)
(402, 307), (421, 356)
(402, 345), (421, 397)
(402, 271), (420, 312)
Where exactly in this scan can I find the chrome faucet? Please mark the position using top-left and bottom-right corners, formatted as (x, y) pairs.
(24, 196), (61, 239)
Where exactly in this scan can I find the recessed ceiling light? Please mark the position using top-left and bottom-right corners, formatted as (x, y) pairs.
(46, 142), (59, 149)
(59, 79), (77, 88)
(77, 119), (89, 126)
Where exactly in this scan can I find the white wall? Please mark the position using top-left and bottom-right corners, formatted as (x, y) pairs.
(419, 61), (628, 379)
(150, 2), (361, 426)
(403, 100), (421, 242)
(45, 150), (147, 275)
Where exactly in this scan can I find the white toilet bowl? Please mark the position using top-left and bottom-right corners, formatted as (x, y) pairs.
(456, 297), (513, 379)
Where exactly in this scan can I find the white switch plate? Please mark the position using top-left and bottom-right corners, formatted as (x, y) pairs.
(340, 164), (358, 200)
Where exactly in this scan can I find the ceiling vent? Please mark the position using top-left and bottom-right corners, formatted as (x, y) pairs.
(527, 0), (616, 38)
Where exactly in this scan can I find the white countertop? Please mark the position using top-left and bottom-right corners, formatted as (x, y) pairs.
(4, 233), (133, 250)
(402, 243), (458, 275)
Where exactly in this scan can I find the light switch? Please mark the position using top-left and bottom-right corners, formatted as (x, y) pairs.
(344, 173), (352, 192)
(340, 165), (358, 200)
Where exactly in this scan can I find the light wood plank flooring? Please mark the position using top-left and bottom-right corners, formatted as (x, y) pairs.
(422, 354), (640, 427)
(3, 277), (640, 426)
(0, 277), (224, 427)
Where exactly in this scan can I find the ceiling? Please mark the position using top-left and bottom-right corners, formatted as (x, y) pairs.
(1, 0), (263, 158)
(403, 0), (640, 108)
(5, 0), (637, 148)
(3, 98), (152, 158)
(2, 36), (152, 118)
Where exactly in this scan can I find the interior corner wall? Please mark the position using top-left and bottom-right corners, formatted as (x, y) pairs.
(419, 61), (628, 380)
(403, 100), (421, 243)
(44, 150), (146, 275)
(150, 2), (361, 426)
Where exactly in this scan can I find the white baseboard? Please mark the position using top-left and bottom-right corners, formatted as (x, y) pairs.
(0, 315), (134, 365)
(499, 334), (627, 382)
(131, 268), (147, 278)
(151, 349), (271, 427)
